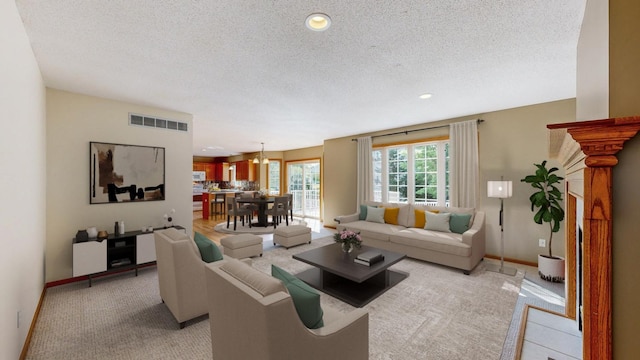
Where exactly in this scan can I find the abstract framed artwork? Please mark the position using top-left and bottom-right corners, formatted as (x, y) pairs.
(90, 142), (165, 204)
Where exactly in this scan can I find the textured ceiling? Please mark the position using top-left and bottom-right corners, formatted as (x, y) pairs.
(16, 0), (586, 157)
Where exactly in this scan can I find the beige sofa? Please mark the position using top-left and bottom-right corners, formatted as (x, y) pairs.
(205, 258), (369, 360)
(335, 202), (485, 274)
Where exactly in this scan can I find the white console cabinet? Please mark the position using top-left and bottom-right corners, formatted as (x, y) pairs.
(72, 226), (184, 286)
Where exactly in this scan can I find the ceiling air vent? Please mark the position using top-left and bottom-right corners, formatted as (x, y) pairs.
(129, 113), (188, 132)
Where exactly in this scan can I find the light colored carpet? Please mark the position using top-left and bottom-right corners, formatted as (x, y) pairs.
(27, 237), (524, 359)
(214, 219), (307, 235)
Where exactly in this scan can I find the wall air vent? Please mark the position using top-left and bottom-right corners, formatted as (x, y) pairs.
(129, 113), (188, 132)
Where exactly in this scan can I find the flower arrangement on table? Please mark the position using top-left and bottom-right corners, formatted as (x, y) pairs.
(334, 229), (362, 253)
(258, 188), (269, 199)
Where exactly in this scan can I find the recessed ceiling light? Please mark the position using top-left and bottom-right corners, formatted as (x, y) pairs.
(305, 13), (331, 31)
(419, 93), (433, 99)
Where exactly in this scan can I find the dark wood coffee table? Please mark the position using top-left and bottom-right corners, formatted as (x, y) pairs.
(292, 243), (408, 307)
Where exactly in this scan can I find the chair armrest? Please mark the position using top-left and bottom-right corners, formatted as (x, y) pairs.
(310, 308), (369, 337)
(334, 213), (359, 224)
(221, 255), (252, 266)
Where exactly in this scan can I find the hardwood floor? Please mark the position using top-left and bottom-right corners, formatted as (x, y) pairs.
(192, 210), (229, 245)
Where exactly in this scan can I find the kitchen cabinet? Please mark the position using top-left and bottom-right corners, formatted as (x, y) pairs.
(193, 163), (205, 171)
(235, 160), (254, 180)
(215, 162), (230, 181)
(205, 163), (215, 181)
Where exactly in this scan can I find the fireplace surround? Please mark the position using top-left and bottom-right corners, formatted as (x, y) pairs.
(548, 116), (640, 360)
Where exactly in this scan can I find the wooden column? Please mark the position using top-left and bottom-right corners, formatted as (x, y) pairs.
(548, 116), (640, 360)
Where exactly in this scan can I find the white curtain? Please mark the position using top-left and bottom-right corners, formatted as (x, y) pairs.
(356, 136), (373, 209)
(449, 120), (479, 208)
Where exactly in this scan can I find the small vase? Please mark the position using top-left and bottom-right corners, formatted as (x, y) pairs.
(341, 242), (353, 254)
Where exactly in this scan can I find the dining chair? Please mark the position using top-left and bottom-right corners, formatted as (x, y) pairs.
(266, 196), (288, 229)
(285, 193), (294, 222)
(276, 193), (294, 223)
(212, 193), (226, 219)
(237, 192), (258, 217)
(227, 197), (252, 231)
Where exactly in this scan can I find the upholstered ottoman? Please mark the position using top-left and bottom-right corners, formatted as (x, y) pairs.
(273, 225), (311, 249)
(221, 234), (263, 259)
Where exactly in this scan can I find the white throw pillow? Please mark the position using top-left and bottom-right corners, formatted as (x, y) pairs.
(366, 206), (385, 224)
(424, 212), (451, 232)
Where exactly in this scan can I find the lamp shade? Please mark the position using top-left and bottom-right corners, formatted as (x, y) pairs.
(487, 181), (512, 198)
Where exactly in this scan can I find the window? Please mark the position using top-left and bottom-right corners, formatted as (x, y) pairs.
(372, 140), (449, 205)
(267, 160), (281, 195)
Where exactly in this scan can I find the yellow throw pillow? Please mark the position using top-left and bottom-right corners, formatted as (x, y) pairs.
(384, 207), (400, 225)
(415, 209), (440, 228)
(414, 209), (426, 228)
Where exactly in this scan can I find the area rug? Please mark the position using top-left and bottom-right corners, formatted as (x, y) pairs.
(214, 219), (307, 235)
(251, 236), (524, 359)
(27, 237), (523, 360)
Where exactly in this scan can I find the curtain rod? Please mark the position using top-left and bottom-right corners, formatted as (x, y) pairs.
(351, 119), (484, 141)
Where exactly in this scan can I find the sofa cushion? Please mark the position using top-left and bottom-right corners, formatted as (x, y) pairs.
(413, 208), (441, 228)
(366, 206), (385, 223)
(338, 221), (401, 242)
(421, 205), (476, 226)
(383, 207), (400, 225)
(358, 204), (368, 220)
(424, 212), (451, 232)
(449, 213), (472, 234)
(194, 232), (224, 262)
(272, 265), (324, 329)
(220, 258), (286, 297)
(396, 204), (411, 227)
(390, 229), (471, 257)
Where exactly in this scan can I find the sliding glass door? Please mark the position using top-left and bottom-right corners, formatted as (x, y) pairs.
(287, 160), (320, 219)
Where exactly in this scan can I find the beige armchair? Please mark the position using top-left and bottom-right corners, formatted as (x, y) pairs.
(205, 259), (369, 360)
(154, 228), (209, 328)
(154, 228), (250, 328)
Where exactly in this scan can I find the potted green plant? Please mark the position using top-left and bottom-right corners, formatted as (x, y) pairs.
(521, 160), (566, 282)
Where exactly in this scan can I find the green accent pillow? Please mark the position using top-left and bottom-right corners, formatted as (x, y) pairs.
(449, 213), (472, 234)
(359, 204), (368, 220)
(194, 232), (223, 263)
(271, 265), (324, 329)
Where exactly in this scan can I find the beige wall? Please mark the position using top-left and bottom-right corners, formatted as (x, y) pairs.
(609, 0), (640, 356)
(1, 2), (46, 359)
(46, 89), (193, 282)
(609, 0), (640, 118)
(576, 0), (609, 120)
(576, 0), (640, 356)
(323, 99), (575, 263)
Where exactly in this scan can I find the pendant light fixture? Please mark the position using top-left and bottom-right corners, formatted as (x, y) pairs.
(253, 142), (269, 165)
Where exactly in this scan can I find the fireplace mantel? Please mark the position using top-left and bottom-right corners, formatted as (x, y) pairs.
(547, 116), (640, 360)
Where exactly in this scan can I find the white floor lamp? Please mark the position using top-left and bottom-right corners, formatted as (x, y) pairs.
(487, 179), (517, 276)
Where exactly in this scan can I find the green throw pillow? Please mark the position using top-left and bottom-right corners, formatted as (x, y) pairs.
(449, 213), (472, 234)
(194, 232), (223, 263)
(271, 265), (324, 329)
(359, 204), (368, 220)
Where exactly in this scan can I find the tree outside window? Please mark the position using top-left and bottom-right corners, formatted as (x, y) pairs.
(267, 160), (280, 195)
(372, 140), (449, 205)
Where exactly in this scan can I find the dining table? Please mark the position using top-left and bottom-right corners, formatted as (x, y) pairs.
(236, 197), (275, 227)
